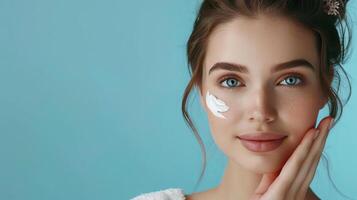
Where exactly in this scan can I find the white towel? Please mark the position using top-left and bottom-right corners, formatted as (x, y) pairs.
(131, 188), (186, 200)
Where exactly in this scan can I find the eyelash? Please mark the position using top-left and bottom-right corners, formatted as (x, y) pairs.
(218, 73), (306, 90)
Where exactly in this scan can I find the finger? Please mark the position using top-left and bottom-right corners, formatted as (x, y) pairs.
(291, 116), (333, 197)
(289, 129), (320, 197)
(299, 117), (333, 194)
(265, 127), (317, 196)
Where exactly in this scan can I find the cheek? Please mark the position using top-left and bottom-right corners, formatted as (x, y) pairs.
(206, 114), (234, 155)
(275, 92), (321, 166)
(206, 115), (230, 141)
(280, 92), (321, 139)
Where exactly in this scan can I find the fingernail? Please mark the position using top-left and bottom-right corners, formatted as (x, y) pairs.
(314, 129), (320, 140)
(329, 118), (334, 130)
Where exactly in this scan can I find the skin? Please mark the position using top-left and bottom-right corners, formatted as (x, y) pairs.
(185, 13), (334, 200)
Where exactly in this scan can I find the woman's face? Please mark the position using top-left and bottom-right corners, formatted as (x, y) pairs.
(199, 14), (328, 174)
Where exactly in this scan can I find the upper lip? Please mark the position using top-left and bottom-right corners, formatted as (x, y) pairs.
(237, 132), (287, 141)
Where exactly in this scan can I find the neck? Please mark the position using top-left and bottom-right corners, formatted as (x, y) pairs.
(215, 159), (263, 200)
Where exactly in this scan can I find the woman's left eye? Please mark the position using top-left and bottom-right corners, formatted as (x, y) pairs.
(279, 75), (304, 87)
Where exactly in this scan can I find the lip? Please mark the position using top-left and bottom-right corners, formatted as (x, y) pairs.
(237, 132), (287, 152)
(237, 132), (287, 141)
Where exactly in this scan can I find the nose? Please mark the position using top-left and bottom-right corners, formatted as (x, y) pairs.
(247, 87), (276, 124)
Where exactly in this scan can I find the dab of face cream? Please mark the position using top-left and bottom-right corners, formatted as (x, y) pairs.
(205, 90), (230, 119)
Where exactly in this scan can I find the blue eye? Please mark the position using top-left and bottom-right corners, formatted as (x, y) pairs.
(279, 75), (304, 87)
(221, 78), (242, 88)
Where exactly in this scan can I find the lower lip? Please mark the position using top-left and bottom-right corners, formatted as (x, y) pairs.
(238, 137), (286, 152)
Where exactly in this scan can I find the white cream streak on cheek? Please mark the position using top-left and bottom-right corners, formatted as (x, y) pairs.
(205, 90), (230, 119)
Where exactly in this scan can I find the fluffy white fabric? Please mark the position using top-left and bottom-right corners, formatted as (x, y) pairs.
(131, 188), (186, 200)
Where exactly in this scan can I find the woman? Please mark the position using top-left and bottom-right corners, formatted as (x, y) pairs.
(131, 0), (352, 199)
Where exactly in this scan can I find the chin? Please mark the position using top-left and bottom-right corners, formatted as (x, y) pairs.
(251, 165), (282, 174)
(234, 155), (286, 174)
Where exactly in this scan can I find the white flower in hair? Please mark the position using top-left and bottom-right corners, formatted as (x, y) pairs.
(323, 0), (340, 16)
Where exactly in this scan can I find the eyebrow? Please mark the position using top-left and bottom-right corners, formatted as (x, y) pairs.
(208, 59), (315, 75)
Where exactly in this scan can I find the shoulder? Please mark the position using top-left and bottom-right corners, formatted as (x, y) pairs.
(131, 188), (186, 200)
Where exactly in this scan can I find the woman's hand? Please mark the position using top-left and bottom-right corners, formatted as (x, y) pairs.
(250, 116), (334, 200)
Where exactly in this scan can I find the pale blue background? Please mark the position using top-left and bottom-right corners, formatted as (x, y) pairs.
(1, 0), (356, 200)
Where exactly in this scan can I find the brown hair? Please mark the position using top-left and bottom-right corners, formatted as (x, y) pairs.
(181, 0), (353, 198)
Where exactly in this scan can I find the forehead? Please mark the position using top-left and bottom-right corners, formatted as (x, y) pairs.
(204, 14), (319, 74)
